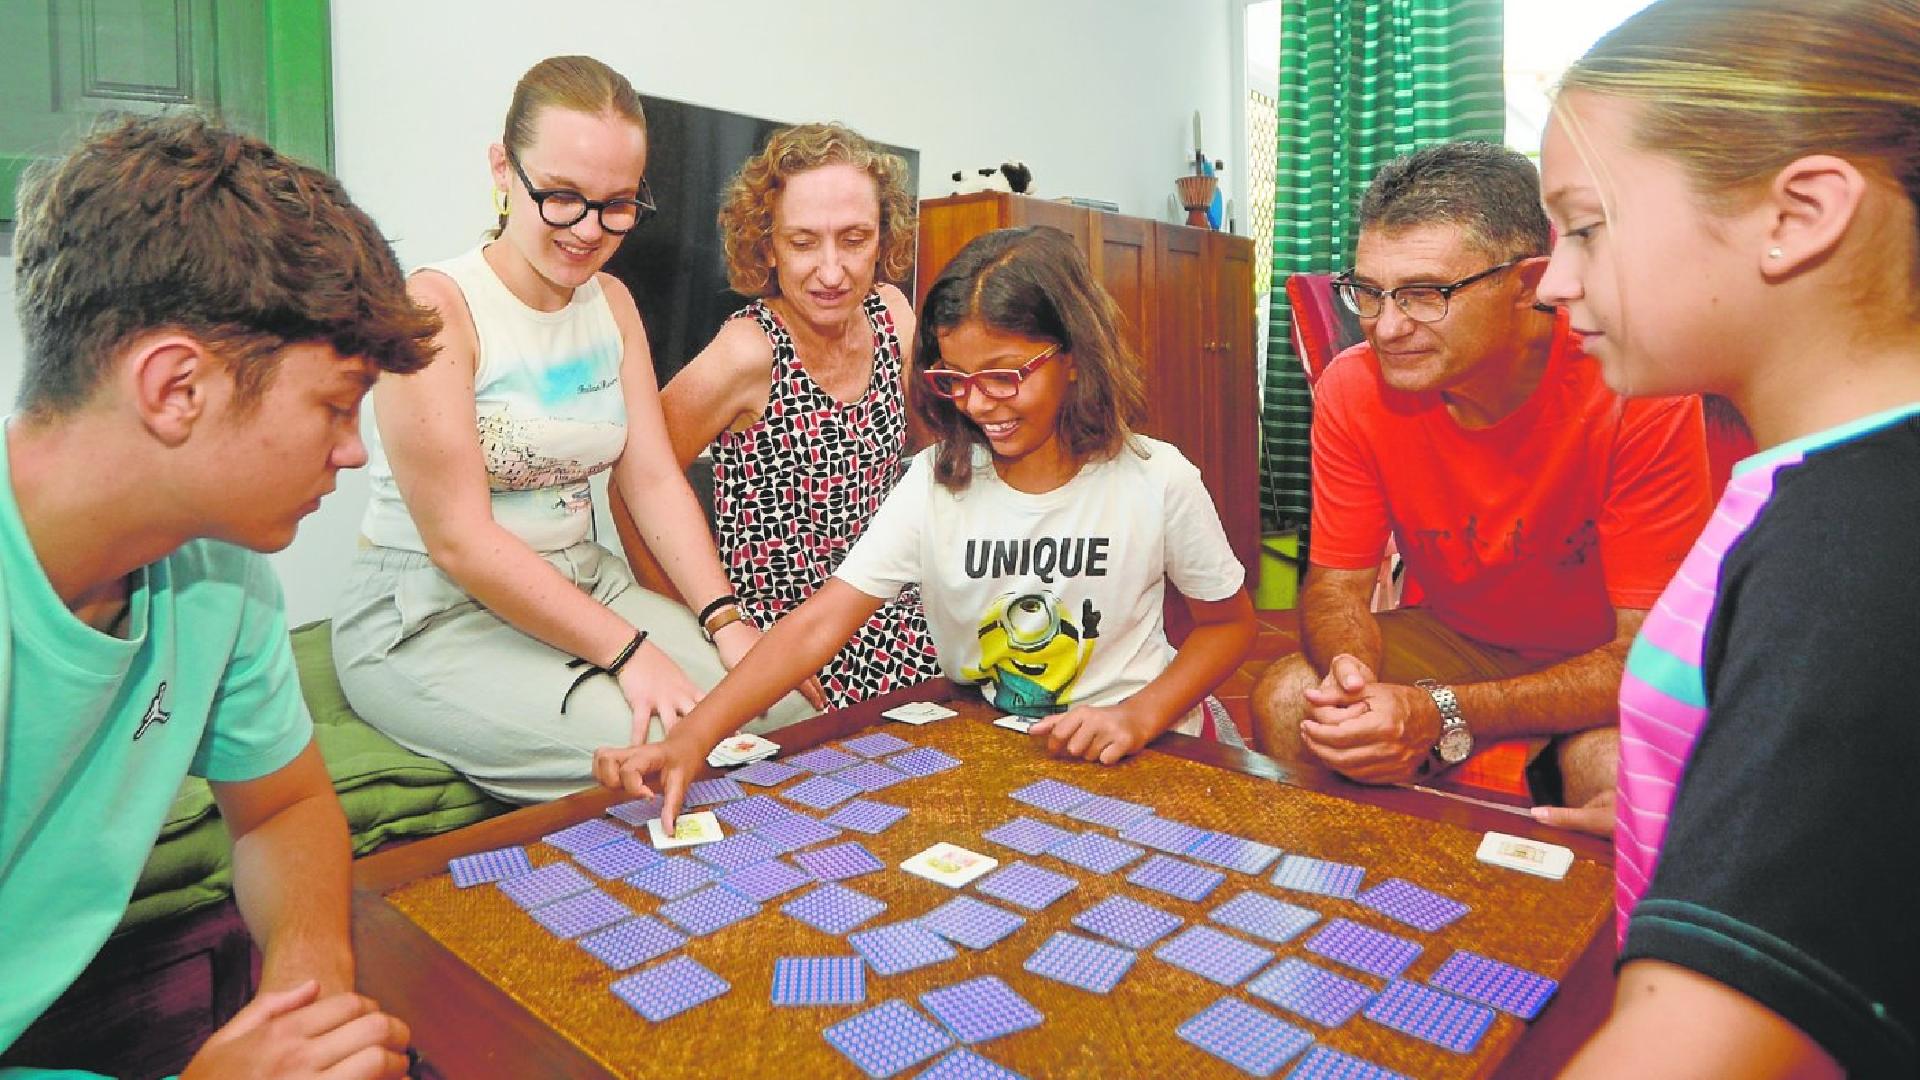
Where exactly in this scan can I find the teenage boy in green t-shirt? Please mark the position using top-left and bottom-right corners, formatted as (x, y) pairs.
(0, 113), (439, 1079)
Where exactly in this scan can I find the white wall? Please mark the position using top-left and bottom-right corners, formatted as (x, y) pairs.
(1, 0), (1244, 623)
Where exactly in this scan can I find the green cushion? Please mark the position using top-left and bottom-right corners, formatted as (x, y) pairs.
(118, 620), (509, 933)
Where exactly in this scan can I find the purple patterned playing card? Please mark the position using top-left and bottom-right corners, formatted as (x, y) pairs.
(823, 999), (954, 1078)
(1209, 891), (1321, 945)
(1177, 997), (1312, 1077)
(1286, 1045), (1410, 1080)
(1355, 877), (1470, 933)
(841, 732), (912, 758)
(529, 887), (631, 939)
(449, 845), (531, 888)
(1071, 895), (1183, 950)
(577, 915), (686, 971)
(1364, 979), (1495, 1054)
(826, 799), (910, 835)
(1065, 794), (1154, 830)
(714, 794), (802, 831)
(771, 956), (867, 1006)
(783, 774), (862, 810)
(1045, 831), (1146, 875)
(920, 975), (1042, 1044)
(783, 883), (888, 935)
(1023, 930), (1136, 994)
(497, 862), (593, 909)
(1117, 815), (1208, 855)
(610, 955), (729, 1022)
(753, 813), (843, 853)
(1154, 924), (1274, 987)
(981, 817), (1074, 857)
(1247, 957), (1376, 1027)
(657, 885), (760, 937)
(1127, 854), (1227, 903)
(683, 777), (748, 807)
(973, 861), (1077, 911)
(690, 832), (780, 873)
(542, 817), (629, 855)
(919, 896), (1026, 950)
(733, 759), (804, 787)
(848, 920), (957, 976)
(1007, 779), (1094, 815)
(624, 855), (719, 900)
(835, 761), (913, 793)
(786, 746), (861, 773)
(1303, 918), (1423, 980)
(919, 1048), (1029, 1080)
(1271, 855), (1365, 899)
(1188, 833), (1284, 875)
(606, 796), (665, 827)
(1428, 950), (1558, 1019)
(574, 837), (665, 880)
(795, 840), (885, 882)
(885, 746), (961, 777)
(719, 857), (812, 903)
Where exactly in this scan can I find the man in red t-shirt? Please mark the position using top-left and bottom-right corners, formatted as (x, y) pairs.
(1251, 142), (1710, 829)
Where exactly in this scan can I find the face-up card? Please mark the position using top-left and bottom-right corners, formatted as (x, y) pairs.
(848, 919), (958, 977)
(1007, 779), (1095, 815)
(1476, 831), (1575, 880)
(1286, 1045), (1410, 1080)
(657, 885), (761, 937)
(841, 732), (912, 758)
(992, 715), (1037, 734)
(1355, 878), (1470, 933)
(919, 895), (1027, 950)
(707, 732), (780, 767)
(782, 882), (888, 935)
(822, 999), (954, 1078)
(1270, 854), (1366, 900)
(1153, 924), (1275, 987)
(497, 862), (593, 910)
(1071, 895), (1183, 951)
(881, 702), (958, 724)
(982, 817), (1075, 857)
(919, 975), (1043, 1044)
(1303, 918), (1423, 981)
(609, 955), (730, 1023)
(771, 956), (867, 1007)
(900, 843), (999, 888)
(449, 845), (531, 888)
(972, 861), (1077, 911)
(683, 777), (749, 808)
(1126, 854), (1227, 903)
(542, 817), (629, 856)
(1246, 956), (1377, 1028)
(1208, 891), (1320, 945)
(782, 774), (863, 811)
(578, 915), (686, 972)
(1363, 979), (1496, 1054)
(624, 855), (719, 900)
(1045, 831), (1147, 875)
(826, 799), (910, 835)
(529, 887), (631, 940)
(732, 759), (805, 787)
(1175, 997), (1312, 1077)
(646, 810), (725, 850)
(1023, 930), (1136, 994)
(718, 857), (813, 904)
(795, 840), (887, 882)
(1427, 950), (1559, 1019)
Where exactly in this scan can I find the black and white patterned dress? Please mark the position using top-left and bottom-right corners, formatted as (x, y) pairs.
(709, 293), (942, 707)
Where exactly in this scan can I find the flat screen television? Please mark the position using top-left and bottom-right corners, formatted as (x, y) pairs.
(608, 94), (920, 388)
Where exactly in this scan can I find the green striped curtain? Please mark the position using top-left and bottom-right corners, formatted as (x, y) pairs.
(1260, 0), (1506, 531)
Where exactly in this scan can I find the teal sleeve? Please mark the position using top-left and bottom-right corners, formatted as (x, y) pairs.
(0, 1068), (119, 1078)
(190, 551), (312, 783)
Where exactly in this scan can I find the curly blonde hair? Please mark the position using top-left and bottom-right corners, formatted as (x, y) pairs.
(718, 123), (916, 297)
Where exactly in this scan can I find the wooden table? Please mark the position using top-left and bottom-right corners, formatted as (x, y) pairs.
(352, 684), (1614, 1078)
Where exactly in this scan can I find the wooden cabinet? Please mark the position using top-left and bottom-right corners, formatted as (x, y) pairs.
(916, 193), (1260, 580)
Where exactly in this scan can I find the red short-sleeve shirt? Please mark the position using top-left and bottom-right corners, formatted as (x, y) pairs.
(1309, 318), (1711, 658)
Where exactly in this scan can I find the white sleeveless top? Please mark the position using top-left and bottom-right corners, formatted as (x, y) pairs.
(361, 245), (629, 553)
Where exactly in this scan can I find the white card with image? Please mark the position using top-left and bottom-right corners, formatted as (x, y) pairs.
(900, 842), (999, 888)
(1476, 831), (1574, 880)
(646, 811), (725, 850)
(993, 715), (1037, 734)
(707, 732), (780, 767)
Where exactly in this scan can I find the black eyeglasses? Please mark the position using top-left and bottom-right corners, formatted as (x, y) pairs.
(1331, 259), (1523, 323)
(506, 150), (656, 234)
(922, 345), (1061, 400)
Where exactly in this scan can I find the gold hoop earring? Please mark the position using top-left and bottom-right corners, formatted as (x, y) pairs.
(492, 188), (509, 217)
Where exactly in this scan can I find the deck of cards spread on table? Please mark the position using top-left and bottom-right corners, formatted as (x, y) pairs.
(439, 711), (1563, 1078)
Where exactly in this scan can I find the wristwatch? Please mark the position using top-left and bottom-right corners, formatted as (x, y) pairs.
(1416, 679), (1474, 765)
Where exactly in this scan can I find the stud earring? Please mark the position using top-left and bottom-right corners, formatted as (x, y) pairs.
(1767, 246), (1784, 260)
(492, 188), (509, 217)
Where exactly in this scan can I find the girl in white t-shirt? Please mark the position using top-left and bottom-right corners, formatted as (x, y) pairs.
(595, 225), (1256, 820)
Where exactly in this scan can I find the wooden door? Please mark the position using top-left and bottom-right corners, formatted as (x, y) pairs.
(1005, 196), (1091, 249)
(914, 193), (1005, 308)
(1152, 224), (1213, 490)
(1208, 232), (1260, 578)
(1088, 213), (1156, 394)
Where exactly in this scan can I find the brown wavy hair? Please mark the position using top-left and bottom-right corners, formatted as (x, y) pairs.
(913, 227), (1147, 490)
(491, 55), (647, 239)
(13, 112), (439, 417)
(718, 122), (916, 297)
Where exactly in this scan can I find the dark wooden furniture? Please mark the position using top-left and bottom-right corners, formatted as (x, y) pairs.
(915, 193), (1262, 582)
(351, 685), (1614, 1079)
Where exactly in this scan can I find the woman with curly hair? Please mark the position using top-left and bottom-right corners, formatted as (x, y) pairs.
(661, 123), (941, 708)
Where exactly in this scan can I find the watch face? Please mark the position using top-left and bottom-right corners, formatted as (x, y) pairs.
(1438, 726), (1474, 764)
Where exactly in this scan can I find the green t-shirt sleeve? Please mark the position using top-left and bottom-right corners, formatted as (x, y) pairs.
(189, 550), (312, 783)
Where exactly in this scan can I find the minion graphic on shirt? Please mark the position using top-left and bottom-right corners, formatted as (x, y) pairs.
(961, 590), (1101, 717)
